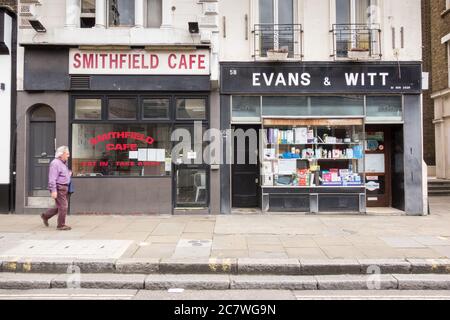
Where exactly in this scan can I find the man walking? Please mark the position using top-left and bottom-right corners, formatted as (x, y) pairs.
(41, 146), (72, 231)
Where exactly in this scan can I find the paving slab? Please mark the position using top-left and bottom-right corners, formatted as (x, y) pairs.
(394, 274), (450, 290)
(230, 275), (317, 290)
(115, 258), (160, 274)
(144, 274), (230, 290)
(407, 259), (450, 274)
(0, 273), (55, 289)
(237, 258), (300, 275)
(316, 275), (398, 290)
(51, 274), (146, 289)
(300, 259), (361, 275)
(160, 258), (237, 274)
(358, 259), (411, 274)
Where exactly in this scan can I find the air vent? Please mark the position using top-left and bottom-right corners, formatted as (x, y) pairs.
(70, 75), (91, 90)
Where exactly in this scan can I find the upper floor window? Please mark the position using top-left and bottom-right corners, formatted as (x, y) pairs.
(81, 0), (96, 14)
(109, 0), (135, 27)
(259, 0), (293, 25)
(147, 0), (162, 28)
(81, 0), (96, 28)
(336, 0), (378, 25)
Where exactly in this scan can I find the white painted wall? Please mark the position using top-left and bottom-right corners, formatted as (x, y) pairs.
(0, 13), (12, 184)
(218, 0), (422, 62)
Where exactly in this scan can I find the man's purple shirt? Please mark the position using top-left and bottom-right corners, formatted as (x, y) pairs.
(48, 158), (71, 193)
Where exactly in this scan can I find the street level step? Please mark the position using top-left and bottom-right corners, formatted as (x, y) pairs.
(2, 258), (450, 275)
(1, 273), (450, 291)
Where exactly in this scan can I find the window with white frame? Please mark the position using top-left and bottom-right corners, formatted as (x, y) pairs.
(146, 0), (162, 28)
(109, 0), (135, 27)
(257, 0), (298, 58)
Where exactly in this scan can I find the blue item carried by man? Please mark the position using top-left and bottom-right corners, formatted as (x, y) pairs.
(68, 180), (74, 194)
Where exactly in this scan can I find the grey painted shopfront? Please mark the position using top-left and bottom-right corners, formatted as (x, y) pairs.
(16, 46), (220, 215)
(220, 62), (425, 216)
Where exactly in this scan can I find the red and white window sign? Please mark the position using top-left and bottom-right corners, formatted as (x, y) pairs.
(69, 49), (210, 75)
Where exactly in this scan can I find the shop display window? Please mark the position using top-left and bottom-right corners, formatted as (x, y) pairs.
(176, 98), (206, 120)
(366, 96), (403, 122)
(72, 123), (171, 177)
(108, 98), (137, 120)
(74, 98), (102, 120)
(261, 120), (365, 188)
(231, 96), (261, 122)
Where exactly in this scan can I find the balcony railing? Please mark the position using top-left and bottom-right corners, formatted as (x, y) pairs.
(253, 24), (303, 60)
(331, 24), (381, 60)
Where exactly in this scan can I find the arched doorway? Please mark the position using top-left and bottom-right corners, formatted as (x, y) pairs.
(28, 105), (56, 196)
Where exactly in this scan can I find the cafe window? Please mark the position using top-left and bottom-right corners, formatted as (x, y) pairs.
(146, 0), (162, 28)
(176, 98), (207, 120)
(231, 96), (261, 123)
(142, 98), (170, 120)
(108, 98), (137, 120)
(109, 0), (135, 27)
(72, 123), (171, 177)
(74, 98), (102, 120)
(366, 96), (403, 123)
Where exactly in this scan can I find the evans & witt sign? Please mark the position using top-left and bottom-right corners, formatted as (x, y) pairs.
(220, 63), (422, 94)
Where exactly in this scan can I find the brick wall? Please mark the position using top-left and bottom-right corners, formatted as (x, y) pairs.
(422, 0), (436, 166)
(0, 0), (16, 12)
(431, 0), (450, 92)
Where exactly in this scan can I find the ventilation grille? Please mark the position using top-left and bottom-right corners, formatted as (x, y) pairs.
(70, 75), (91, 90)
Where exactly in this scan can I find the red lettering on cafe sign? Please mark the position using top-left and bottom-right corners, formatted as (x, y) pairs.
(89, 131), (154, 151)
(69, 49), (210, 75)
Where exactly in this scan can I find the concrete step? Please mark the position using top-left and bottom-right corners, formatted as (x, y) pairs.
(2, 258), (450, 275)
(1, 273), (450, 290)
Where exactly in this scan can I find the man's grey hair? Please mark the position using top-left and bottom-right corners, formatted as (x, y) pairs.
(55, 146), (69, 158)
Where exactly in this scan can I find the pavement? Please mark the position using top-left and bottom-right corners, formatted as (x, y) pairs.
(0, 197), (449, 262)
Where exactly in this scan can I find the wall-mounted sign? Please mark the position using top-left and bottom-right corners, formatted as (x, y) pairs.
(221, 63), (422, 94)
(69, 49), (210, 75)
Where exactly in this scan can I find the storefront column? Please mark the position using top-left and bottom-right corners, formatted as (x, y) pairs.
(403, 94), (425, 215)
(135, 0), (145, 28)
(65, 0), (80, 28)
(220, 95), (231, 214)
(95, 0), (106, 28)
(161, 0), (173, 29)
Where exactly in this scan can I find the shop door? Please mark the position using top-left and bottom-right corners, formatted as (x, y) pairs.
(29, 107), (56, 196)
(365, 126), (391, 207)
(173, 125), (209, 208)
(232, 125), (260, 208)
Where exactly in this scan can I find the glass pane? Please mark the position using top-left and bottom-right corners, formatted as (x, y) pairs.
(147, 0), (162, 28)
(172, 126), (208, 165)
(176, 168), (207, 206)
(75, 99), (102, 120)
(142, 98), (169, 119)
(262, 96), (308, 116)
(176, 99), (206, 119)
(278, 0), (293, 24)
(81, 0), (96, 13)
(72, 123), (171, 177)
(232, 96), (261, 122)
(366, 96), (402, 122)
(336, 0), (351, 24)
(108, 98), (137, 120)
(310, 96), (364, 116)
(259, 0), (274, 24)
(355, 0), (370, 24)
(109, 0), (135, 26)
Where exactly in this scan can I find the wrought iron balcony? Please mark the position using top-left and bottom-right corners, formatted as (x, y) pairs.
(331, 24), (381, 60)
(253, 24), (303, 61)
